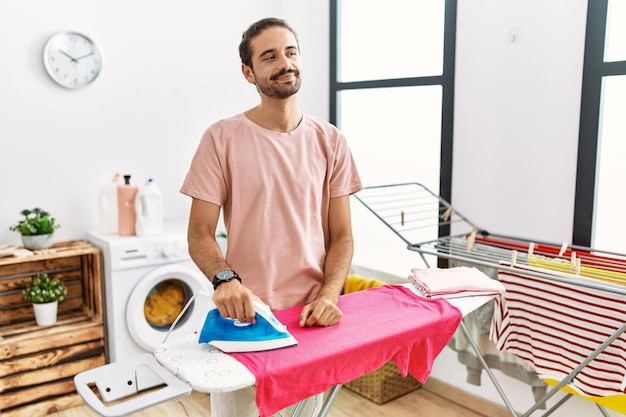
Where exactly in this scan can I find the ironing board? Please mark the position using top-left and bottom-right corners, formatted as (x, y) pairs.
(74, 285), (494, 417)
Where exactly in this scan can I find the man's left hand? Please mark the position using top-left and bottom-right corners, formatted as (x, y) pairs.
(298, 298), (343, 327)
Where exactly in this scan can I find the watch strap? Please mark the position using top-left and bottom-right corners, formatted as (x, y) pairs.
(213, 269), (241, 290)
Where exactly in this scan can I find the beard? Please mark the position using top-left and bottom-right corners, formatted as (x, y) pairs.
(254, 68), (302, 99)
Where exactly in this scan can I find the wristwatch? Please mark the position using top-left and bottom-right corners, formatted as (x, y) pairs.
(212, 269), (242, 290)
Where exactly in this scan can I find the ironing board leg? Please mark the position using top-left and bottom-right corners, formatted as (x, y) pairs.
(288, 385), (340, 417)
(317, 385), (342, 417)
(289, 397), (307, 417)
(459, 320), (518, 417)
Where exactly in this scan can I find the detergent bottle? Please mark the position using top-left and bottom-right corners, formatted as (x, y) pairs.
(135, 178), (163, 236)
(117, 175), (138, 236)
(98, 173), (123, 234)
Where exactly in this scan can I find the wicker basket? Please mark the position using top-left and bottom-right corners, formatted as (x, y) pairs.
(344, 360), (421, 404)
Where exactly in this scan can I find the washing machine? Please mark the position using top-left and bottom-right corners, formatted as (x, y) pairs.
(87, 220), (220, 363)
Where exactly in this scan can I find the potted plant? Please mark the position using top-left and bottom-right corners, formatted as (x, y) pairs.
(23, 273), (67, 326)
(9, 208), (60, 250)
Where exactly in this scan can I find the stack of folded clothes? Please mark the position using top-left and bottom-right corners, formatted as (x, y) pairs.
(407, 266), (506, 298)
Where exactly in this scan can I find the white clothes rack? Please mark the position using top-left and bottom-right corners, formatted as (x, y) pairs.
(354, 182), (626, 417)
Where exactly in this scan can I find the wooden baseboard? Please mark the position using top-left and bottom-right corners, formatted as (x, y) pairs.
(423, 378), (518, 417)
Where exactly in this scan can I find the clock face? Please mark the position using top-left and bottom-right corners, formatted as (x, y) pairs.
(43, 31), (102, 89)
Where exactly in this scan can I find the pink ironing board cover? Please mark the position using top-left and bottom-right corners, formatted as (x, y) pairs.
(230, 284), (462, 417)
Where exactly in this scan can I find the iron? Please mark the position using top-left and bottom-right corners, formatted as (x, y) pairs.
(199, 300), (298, 352)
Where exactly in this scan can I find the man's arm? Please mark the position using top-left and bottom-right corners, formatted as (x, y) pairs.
(299, 195), (354, 327)
(188, 198), (256, 322)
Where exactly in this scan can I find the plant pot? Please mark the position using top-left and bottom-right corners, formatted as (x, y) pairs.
(21, 234), (54, 250)
(32, 301), (58, 326)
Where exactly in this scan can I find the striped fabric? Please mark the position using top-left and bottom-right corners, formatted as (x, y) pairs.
(491, 265), (626, 397)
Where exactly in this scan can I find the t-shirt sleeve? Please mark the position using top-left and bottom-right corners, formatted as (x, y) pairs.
(329, 132), (363, 198)
(180, 126), (227, 206)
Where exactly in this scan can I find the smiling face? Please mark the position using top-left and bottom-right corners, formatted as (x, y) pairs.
(242, 26), (302, 100)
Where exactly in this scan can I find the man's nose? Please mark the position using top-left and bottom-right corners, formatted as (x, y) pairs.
(278, 54), (293, 69)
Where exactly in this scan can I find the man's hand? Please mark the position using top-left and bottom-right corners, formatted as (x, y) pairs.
(299, 297), (343, 327)
(212, 280), (257, 323)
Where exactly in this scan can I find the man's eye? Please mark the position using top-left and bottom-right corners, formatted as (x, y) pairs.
(264, 56), (275, 61)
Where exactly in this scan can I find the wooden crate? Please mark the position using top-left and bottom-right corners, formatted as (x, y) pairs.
(0, 241), (105, 416)
(344, 360), (422, 405)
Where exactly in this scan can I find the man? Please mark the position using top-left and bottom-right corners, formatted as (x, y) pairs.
(180, 17), (362, 416)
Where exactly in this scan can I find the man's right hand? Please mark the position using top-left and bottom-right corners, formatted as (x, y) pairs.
(212, 280), (257, 323)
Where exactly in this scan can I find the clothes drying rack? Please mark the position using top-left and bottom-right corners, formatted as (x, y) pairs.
(354, 182), (626, 417)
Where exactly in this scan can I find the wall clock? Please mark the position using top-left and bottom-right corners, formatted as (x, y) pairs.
(43, 31), (102, 89)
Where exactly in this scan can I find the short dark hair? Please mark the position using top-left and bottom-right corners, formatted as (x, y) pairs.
(239, 18), (299, 68)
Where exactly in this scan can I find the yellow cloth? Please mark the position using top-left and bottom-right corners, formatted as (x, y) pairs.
(528, 257), (626, 286)
(344, 274), (386, 294)
(543, 378), (626, 414)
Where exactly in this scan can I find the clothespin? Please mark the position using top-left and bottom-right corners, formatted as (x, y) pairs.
(559, 242), (568, 257)
(570, 252), (576, 270)
(528, 242), (535, 257)
(466, 227), (477, 252)
(441, 206), (452, 222)
(576, 258), (581, 275)
(401, 211), (405, 226)
(511, 249), (518, 267)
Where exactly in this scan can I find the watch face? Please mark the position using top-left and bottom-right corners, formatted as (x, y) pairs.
(43, 31), (102, 89)
(216, 269), (236, 281)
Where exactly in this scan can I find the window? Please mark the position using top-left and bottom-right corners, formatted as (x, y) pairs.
(594, 75), (626, 251)
(331, 0), (455, 273)
(339, 85), (443, 190)
(574, 0), (626, 250)
(604, 0), (626, 62)
(330, 0), (456, 201)
(338, 1), (445, 82)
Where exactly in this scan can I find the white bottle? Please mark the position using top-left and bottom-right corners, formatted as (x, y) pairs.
(135, 178), (163, 236)
(98, 173), (123, 234)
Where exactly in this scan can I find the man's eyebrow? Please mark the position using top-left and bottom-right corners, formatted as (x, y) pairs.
(258, 45), (298, 58)
(259, 48), (276, 58)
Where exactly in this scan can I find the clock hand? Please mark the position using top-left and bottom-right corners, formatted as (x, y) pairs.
(59, 50), (77, 63)
(75, 52), (94, 61)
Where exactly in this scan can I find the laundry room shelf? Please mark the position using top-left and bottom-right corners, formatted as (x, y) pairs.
(0, 240), (105, 417)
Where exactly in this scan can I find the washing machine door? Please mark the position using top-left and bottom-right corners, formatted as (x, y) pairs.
(126, 263), (213, 352)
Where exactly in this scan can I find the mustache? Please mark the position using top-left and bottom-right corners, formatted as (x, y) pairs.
(270, 68), (299, 80)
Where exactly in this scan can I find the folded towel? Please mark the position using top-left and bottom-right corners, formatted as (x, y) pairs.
(408, 267), (506, 298)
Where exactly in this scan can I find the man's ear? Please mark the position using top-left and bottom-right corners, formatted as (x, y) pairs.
(241, 64), (255, 85)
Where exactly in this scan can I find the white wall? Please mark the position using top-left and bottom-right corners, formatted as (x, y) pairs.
(0, 0), (328, 244)
(452, 0), (585, 244)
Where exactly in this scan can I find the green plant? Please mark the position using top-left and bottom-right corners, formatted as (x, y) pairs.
(23, 273), (67, 304)
(9, 208), (60, 236)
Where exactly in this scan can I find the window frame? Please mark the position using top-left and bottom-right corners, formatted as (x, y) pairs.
(573, 0), (626, 247)
(329, 0), (457, 205)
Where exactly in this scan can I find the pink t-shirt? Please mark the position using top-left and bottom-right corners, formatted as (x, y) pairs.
(180, 113), (362, 310)
(232, 285), (463, 417)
